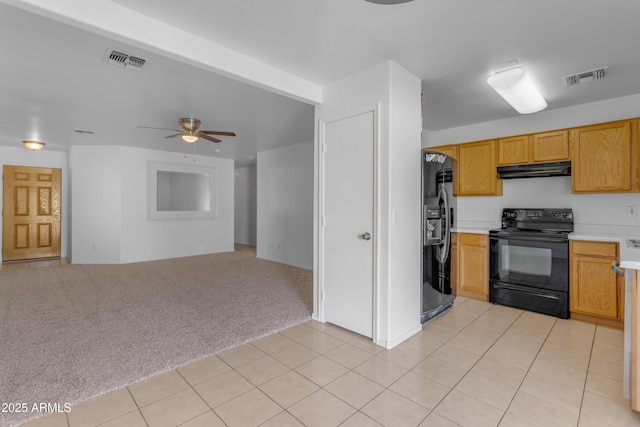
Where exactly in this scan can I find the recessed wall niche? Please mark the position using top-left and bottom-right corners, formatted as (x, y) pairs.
(148, 161), (219, 220)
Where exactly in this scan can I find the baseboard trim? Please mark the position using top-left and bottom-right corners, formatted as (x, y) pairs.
(375, 324), (422, 349)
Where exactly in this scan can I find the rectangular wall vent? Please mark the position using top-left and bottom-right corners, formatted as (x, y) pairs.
(564, 66), (608, 86)
(105, 49), (146, 71)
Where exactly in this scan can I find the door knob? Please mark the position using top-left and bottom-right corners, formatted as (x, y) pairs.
(359, 232), (371, 241)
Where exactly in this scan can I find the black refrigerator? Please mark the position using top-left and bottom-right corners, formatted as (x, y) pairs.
(421, 150), (456, 323)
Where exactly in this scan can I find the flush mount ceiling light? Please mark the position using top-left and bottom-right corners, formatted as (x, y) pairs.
(23, 140), (45, 150)
(486, 66), (548, 114)
(364, 0), (415, 4)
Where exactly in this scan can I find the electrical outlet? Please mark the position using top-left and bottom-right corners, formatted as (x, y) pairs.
(627, 205), (637, 216)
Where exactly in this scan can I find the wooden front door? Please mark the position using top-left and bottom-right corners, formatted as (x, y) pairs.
(2, 165), (61, 261)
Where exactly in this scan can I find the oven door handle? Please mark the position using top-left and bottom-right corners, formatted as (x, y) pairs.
(489, 234), (568, 244)
(492, 282), (560, 300)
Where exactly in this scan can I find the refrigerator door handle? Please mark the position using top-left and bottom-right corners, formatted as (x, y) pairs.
(436, 183), (451, 264)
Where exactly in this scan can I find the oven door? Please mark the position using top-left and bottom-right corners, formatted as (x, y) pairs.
(489, 232), (569, 293)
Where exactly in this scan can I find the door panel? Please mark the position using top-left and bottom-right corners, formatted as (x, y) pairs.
(322, 111), (374, 337)
(3, 165), (61, 261)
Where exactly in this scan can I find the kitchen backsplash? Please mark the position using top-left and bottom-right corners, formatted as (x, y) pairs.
(456, 175), (640, 228)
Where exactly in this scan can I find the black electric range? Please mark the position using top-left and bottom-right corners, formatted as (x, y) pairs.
(489, 208), (573, 318)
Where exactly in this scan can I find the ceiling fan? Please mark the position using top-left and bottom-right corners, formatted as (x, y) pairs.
(138, 118), (236, 143)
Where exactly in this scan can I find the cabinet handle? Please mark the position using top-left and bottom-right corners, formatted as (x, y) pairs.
(612, 261), (625, 276)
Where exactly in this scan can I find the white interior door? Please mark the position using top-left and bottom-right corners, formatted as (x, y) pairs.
(322, 110), (375, 338)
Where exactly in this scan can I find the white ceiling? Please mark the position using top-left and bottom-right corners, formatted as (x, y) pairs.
(2, 0), (640, 166)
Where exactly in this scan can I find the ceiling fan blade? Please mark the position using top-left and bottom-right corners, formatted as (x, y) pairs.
(164, 133), (184, 139)
(137, 126), (182, 132)
(199, 133), (222, 143)
(200, 130), (236, 137)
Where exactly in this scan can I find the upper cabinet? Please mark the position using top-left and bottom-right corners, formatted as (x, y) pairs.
(427, 144), (458, 160)
(430, 141), (502, 196)
(531, 130), (570, 163)
(570, 119), (639, 193)
(458, 140), (502, 196)
(497, 135), (529, 165)
(497, 130), (569, 166)
(427, 117), (639, 197)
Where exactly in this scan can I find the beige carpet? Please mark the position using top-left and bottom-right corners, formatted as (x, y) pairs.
(0, 246), (312, 427)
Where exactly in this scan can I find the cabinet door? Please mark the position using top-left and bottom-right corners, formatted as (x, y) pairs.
(451, 232), (458, 294)
(498, 135), (529, 165)
(458, 140), (502, 196)
(531, 130), (569, 163)
(429, 145), (458, 160)
(457, 234), (488, 300)
(570, 254), (619, 319)
(571, 121), (632, 193)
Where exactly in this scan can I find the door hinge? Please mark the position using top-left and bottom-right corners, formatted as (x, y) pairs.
(321, 217), (326, 227)
(321, 290), (325, 301)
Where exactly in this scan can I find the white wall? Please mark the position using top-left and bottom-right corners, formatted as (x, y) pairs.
(387, 63), (424, 344)
(70, 145), (234, 264)
(0, 146), (69, 260)
(315, 61), (422, 348)
(424, 93), (640, 231)
(426, 93), (640, 147)
(234, 165), (257, 246)
(455, 177), (640, 231)
(69, 146), (122, 264)
(256, 140), (313, 269)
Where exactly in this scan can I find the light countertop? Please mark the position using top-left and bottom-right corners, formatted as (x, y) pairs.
(569, 226), (640, 270)
(452, 227), (490, 234)
(452, 220), (498, 235)
(452, 222), (640, 268)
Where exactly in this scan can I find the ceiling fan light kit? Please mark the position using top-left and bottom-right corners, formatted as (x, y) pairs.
(23, 140), (45, 150)
(487, 66), (547, 114)
(181, 131), (199, 143)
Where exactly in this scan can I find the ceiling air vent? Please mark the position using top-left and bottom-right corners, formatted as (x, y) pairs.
(74, 129), (95, 135)
(105, 49), (146, 71)
(564, 66), (608, 86)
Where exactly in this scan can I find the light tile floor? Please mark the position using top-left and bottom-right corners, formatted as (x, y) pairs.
(20, 297), (640, 427)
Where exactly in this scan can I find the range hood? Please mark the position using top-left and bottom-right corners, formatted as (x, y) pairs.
(497, 161), (571, 179)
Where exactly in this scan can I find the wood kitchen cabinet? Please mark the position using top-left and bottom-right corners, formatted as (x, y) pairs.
(498, 130), (569, 166)
(427, 145), (459, 195)
(497, 135), (529, 165)
(531, 130), (570, 163)
(456, 233), (489, 301)
(428, 144), (458, 160)
(431, 141), (502, 196)
(570, 119), (639, 193)
(450, 232), (458, 293)
(457, 140), (502, 196)
(570, 240), (624, 329)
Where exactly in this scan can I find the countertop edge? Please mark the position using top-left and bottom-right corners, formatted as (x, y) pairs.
(569, 233), (640, 267)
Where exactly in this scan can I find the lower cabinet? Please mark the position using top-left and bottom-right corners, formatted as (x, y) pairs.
(451, 232), (458, 293)
(455, 233), (489, 301)
(570, 240), (624, 329)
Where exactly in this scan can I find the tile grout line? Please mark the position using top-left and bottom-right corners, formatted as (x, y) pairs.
(171, 368), (213, 427)
(496, 315), (559, 427)
(425, 304), (531, 426)
(576, 323), (599, 427)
